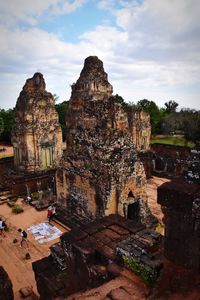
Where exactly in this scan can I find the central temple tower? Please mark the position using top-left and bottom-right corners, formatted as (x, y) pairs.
(56, 56), (152, 223)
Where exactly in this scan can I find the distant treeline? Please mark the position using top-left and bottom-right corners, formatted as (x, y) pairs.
(0, 96), (200, 146)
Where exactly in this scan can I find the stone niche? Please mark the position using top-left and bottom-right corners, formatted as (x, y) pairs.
(56, 56), (152, 225)
(12, 73), (63, 173)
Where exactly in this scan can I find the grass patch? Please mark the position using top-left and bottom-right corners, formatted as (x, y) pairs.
(12, 204), (24, 214)
(122, 255), (159, 286)
(0, 154), (14, 159)
(151, 135), (195, 148)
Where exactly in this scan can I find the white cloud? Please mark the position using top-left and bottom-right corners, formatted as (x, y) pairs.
(0, 0), (199, 111)
(0, 0), (87, 26)
(116, 0), (200, 51)
(52, 0), (87, 15)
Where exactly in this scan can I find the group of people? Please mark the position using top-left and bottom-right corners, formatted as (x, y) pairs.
(0, 203), (57, 249)
(0, 216), (29, 248)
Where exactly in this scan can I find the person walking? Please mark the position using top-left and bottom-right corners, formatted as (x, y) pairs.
(0, 218), (5, 237)
(18, 228), (29, 248)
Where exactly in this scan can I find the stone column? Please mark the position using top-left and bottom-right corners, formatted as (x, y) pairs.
(157, 180), (200, 292)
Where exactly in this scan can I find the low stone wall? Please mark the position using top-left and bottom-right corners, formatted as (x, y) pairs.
(10, 170), (56, 196)
(0, 157), (14, 180)
(0, 166), (56, 198)
(147, 144), (200, 184)
(151, 144), (191, 158)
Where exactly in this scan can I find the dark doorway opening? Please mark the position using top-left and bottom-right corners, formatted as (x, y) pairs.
(128, 191), (134, 198)
(127, 200), (140, 221)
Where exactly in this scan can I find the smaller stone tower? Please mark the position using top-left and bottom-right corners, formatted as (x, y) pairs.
(12, 73), (63, 172)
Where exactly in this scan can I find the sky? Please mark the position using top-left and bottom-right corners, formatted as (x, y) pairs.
(0, 0), (200, 110)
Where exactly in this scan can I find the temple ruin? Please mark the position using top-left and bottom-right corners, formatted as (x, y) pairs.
(55, 56), (153, 225)
(11, 72), (63, 173)
(1, 56), (200, 299)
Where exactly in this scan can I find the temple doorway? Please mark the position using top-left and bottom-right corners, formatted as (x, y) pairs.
(127, 201), (140, 220)
(126, 191), (140, 221)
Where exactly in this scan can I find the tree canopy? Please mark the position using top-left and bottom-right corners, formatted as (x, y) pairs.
(0, 97), (200, 147)
(0, 117), (4, 136)
(164, 100), (179, 114)
(0, 108), (14, 143)
(136, 99), (163, 134)
(55, 101), (69, 141)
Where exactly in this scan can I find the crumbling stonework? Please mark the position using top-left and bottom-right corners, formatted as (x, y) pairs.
(150, 144), (200, 184)
(12, 73), (63, 172)
(56, 56), (152, 224)
(158, 180), (200, 269)
(126, 108), (151, 151)
(0, 266), (14, 300)
(33, 214), (162, 299)
(157, 180), (200, 292)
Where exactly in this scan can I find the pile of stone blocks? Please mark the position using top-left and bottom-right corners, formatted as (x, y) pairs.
(33, 214), (162, 300)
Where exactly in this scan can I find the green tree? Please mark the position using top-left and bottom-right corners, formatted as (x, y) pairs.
(53, 94), (59, 103)
(0, 117), (4, 136)
(180, 109), (200, 145)
(164, 100), (179, 114)
(55, 101), (69, 141)
(136, 99), (162, 134)
(0, 108), (14, 143)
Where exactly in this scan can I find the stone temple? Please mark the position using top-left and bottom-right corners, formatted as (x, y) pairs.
(12, 72), (63, 173)
(56, 56), (153, 225)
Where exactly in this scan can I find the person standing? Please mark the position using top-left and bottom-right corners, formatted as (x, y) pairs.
(0, 218), (5, 237)
(52, 205), (56, 217)
(47, 205), (53, 223)
(18, 228), (29, 248)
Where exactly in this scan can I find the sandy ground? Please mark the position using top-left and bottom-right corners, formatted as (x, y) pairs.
(0, 143), (13, 158)
(0, 199), (67, 300)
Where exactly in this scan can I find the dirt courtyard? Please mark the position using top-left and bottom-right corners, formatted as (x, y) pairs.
(0, 176), (167, 300)
(0, 199), (67, 300)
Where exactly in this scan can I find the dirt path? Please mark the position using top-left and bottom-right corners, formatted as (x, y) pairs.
(0, 200), (67, 300)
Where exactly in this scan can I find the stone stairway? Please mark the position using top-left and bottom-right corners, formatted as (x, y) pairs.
(0, 190), (16, 205)
(54, 206), (92, 229)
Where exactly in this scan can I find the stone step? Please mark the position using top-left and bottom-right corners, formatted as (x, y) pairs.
(0, 200), (8, 205)
(52, 218), (70, 231)
(0, 190), (12, 197)
(0, 196), (8, 201)
(0, 191), (17, 205)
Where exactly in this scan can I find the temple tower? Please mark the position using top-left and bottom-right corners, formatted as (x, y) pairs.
(12, 73), (63, 172)
(56, 56), (152, 224)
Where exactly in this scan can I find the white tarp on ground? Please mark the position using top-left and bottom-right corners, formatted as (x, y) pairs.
(27, 222), (62, 244)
